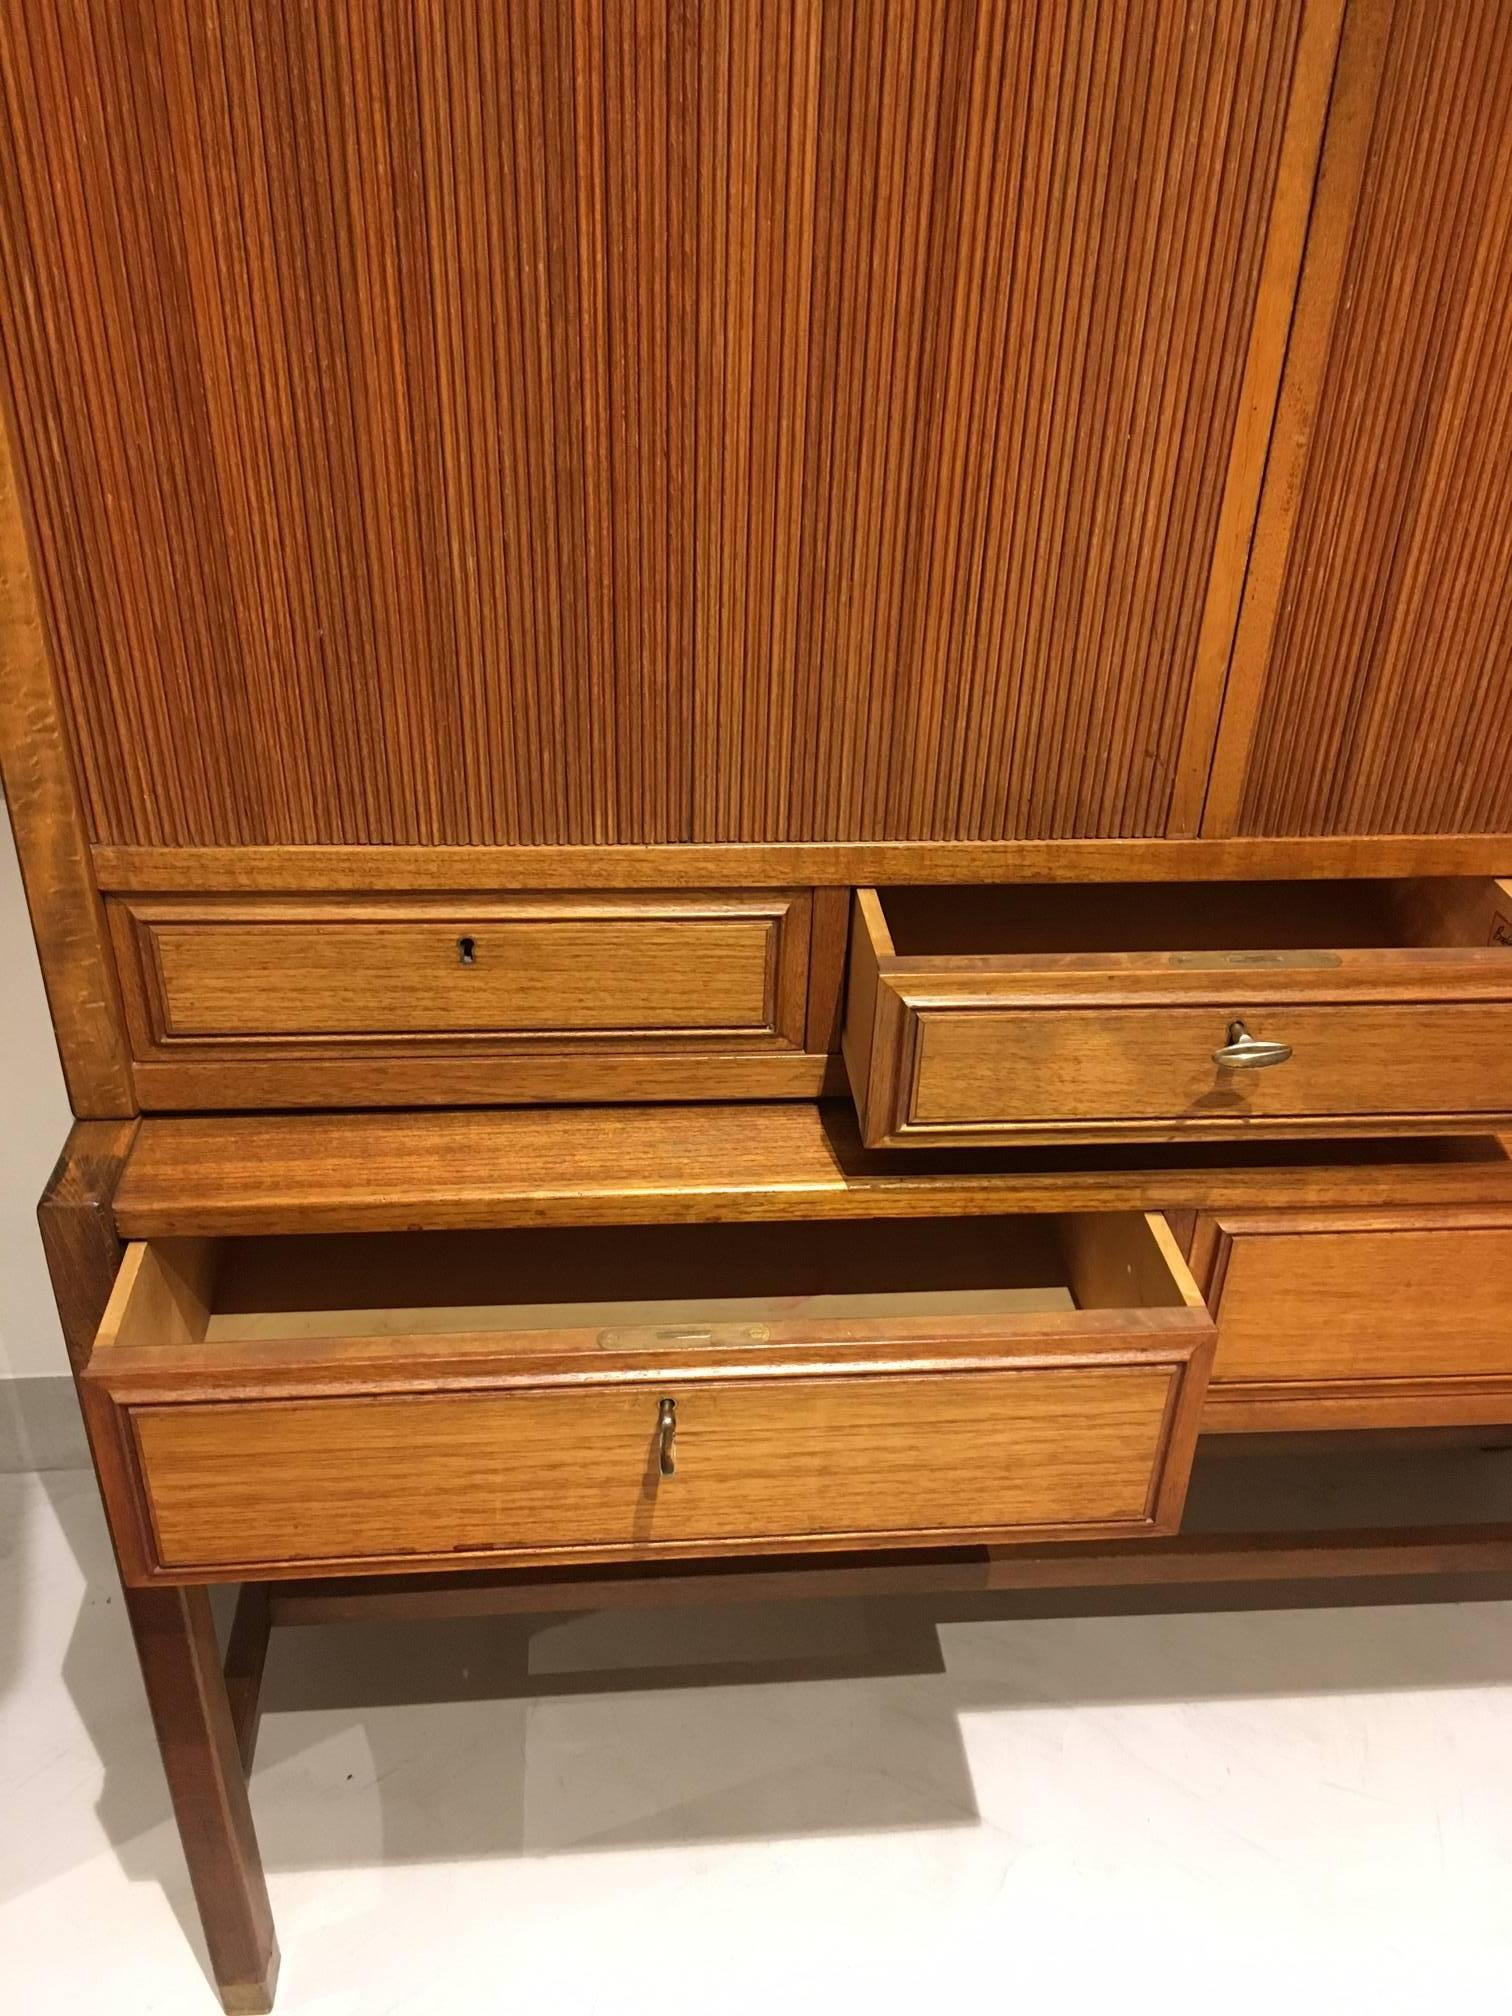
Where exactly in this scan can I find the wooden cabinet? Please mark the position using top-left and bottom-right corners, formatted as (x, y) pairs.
(2, 7), (1511, 2007)
(86, 1215), (1213, 1580)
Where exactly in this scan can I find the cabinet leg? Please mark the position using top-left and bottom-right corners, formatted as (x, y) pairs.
(41, 1123), (282, 2009)
(127, 1584), (280, 2014)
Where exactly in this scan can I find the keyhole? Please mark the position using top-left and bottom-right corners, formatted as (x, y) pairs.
(457, 935), (476, 966)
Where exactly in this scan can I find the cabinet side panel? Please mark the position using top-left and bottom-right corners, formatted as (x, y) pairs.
(0, 403), (134, 1114)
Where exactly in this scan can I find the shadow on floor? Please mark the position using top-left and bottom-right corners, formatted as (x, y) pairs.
(17, 1451), (1512, 1905)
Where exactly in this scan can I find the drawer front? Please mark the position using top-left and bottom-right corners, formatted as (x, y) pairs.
(109, 892), (824, 1108)
(905, 1002), (1512, 1134)
(129, 1366), (1183, 1574)
(1194, 1211), (1512, 1431)
(115, 894), (807, 1040)
(146, 918), (778, 1037)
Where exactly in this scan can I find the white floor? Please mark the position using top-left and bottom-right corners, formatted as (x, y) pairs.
(4, 1468), (1512, 2014)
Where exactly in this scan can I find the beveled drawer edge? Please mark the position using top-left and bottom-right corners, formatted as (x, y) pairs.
(108, 888), (816, 1055)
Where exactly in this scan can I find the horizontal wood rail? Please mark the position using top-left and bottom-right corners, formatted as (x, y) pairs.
(115, 1104), (1512, 1238)
(259, 1522), (1512, 1631)
(92, 836), (1512, 891)
(220, 1520), (1512, 1772)
(223, 1585), (272, 1776)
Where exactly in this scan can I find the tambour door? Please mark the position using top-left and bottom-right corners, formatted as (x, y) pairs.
(0, 0), (1335, 851)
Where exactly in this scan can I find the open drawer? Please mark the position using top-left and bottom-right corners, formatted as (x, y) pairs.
(843, 879), (1512, 1148)
(82, 1214), (1213, 1583)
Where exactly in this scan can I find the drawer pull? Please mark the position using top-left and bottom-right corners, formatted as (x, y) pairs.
(1213, 1020), (1292, 1069)
(656, 1396), (678, 1477)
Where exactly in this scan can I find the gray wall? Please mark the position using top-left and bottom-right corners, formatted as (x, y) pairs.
(1, 797), (77, 1463)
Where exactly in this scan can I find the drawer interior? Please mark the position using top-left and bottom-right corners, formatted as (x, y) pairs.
(872, 878), (1512, 960)
(102, 1213), (1202, 1368)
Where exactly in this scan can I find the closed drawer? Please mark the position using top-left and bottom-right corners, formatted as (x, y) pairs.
(1192, 1209), (1512, 1432)
(108, 891), (824, 1109)
(843, 879), (1512, 1148)
(83, 1213), (1212, 1581)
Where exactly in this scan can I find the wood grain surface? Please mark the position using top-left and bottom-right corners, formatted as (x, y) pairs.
(129, 1367), (1184, 1575)
(89, 836), (1512, 891)
(0, 407), (134, 1115)
(903, 1001), (1512, 1134)
(111, 891), (809, 1040)
(109, 1103), (1512, 1239)
(1198, 1210), (1512, 1385)
(91, 1208), (1211, 1578)
(105, 888), (829, 1108)
(1208, 0), (1512, 837)
(37, 1118), (138, 1367)
(843, 880), (1512, 1147)
(37, 1123), (280, 2014)
(118, 901), (798, 1041)
(0, 0), (1314, 848)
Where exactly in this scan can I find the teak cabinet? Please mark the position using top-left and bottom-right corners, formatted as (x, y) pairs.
(2, 5), (1511, 2011)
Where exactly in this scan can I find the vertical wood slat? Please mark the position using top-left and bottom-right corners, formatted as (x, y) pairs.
(1206, 0), (1512, 839)
(0, 0), (1314, 850)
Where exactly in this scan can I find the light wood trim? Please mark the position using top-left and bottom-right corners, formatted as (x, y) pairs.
(108, 1104), (1512, 1239)
(1201, 0), (1395, 834)
(96, 1237), (218, 1357)
(1204, 1383), (1512, 1435)
(0, 411), (134, 1115)
(839, 889), (887, 1139)
(1059, 1212), (1208, 1315)
(1168, 0), (1349, 832)
(91, 1208), (1210, 1362)
(98, 1309), (1207, 1398)
(854, 885), (896, 960)
(90, 835), (1512, 892)
(37, 1117), (138, 1370)
(803, 887), (851, 1054)
(129, 1051), (845, 1114)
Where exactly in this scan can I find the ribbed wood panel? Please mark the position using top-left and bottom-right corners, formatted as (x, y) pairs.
(1226, 0), (1512, 837)
(0, 0), (1303, 847)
